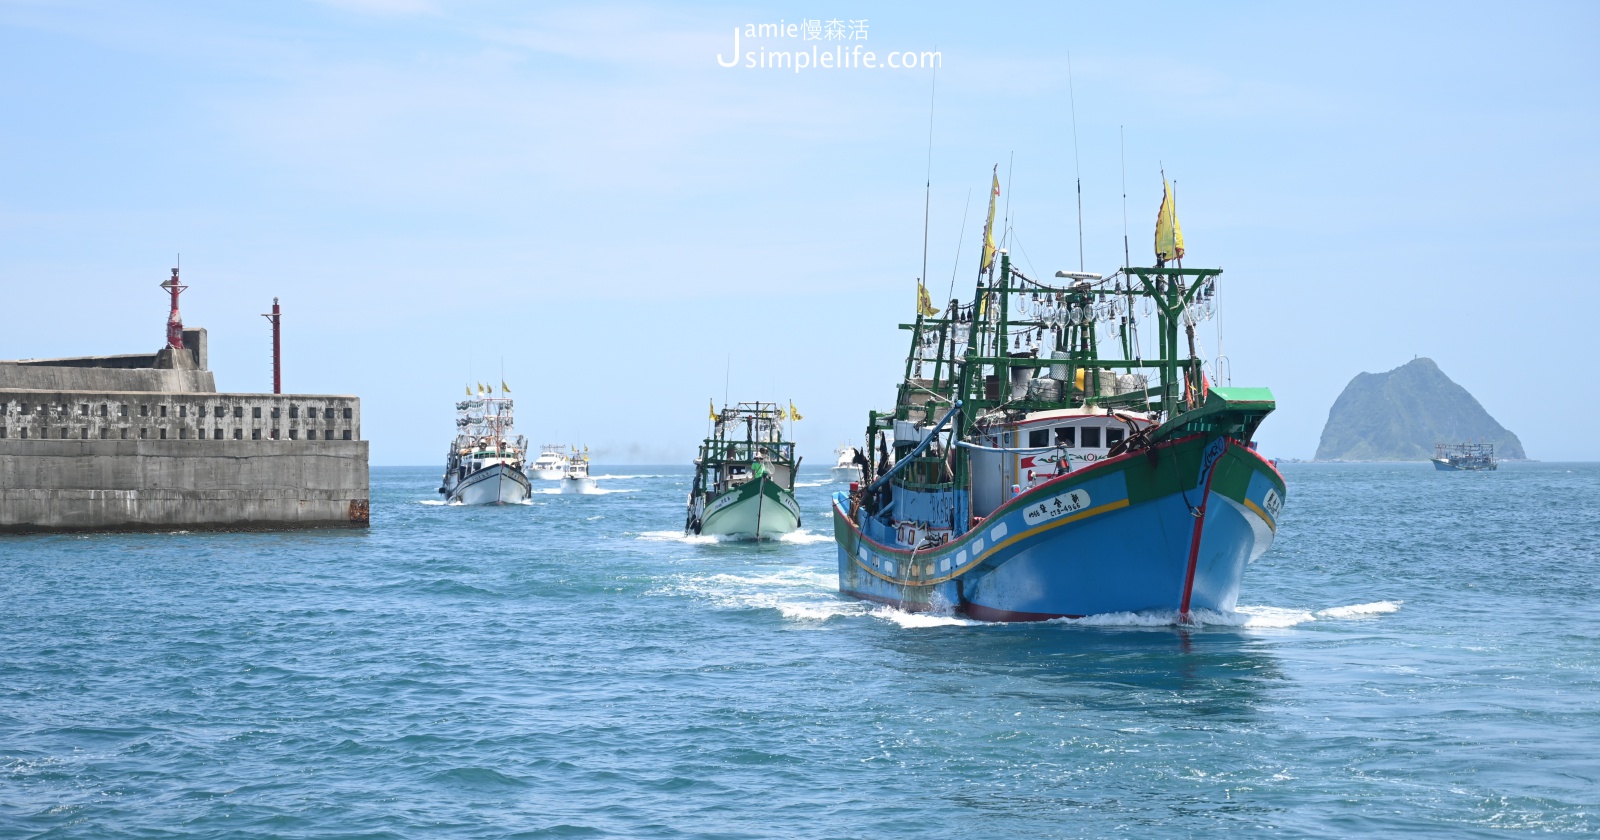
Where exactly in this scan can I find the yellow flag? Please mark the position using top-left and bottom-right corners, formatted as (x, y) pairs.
(501, 380), (511, 394)
(478, 382), (487, 396)
(789, 400), (803, 421)
(916, 281), (939, 317)
(980, 169), (1000, 271)
(465, 384), (471, 397)
(709, 399), (718, 421)
(1154, 177), (1185, 263)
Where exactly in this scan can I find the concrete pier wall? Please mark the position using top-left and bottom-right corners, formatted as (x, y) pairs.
(0, 391), (361, 442)
(0, 439), (370, 533)
(1, 325), (368, 534)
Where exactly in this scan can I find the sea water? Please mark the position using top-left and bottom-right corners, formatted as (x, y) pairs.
(1, 463), (1595, 838)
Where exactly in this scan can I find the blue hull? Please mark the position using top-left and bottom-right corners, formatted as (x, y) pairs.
(833, 436), (1283, 621)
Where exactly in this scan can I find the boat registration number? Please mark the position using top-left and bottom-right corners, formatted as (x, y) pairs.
(1024, 489), (1091, 527)
(1262, 488), (1282, 519)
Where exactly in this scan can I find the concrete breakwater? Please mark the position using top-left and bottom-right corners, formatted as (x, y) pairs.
(1, 326), (370, 534)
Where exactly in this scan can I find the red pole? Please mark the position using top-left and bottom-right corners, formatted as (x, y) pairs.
(262, 297), (281, 394)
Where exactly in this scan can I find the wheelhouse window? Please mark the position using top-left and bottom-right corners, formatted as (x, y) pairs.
(1055, 427), (1075, 447)
(1028, 429), (1049, 448)
(1081, 427), (1101, 448)
(1107, 428), (1125, 448)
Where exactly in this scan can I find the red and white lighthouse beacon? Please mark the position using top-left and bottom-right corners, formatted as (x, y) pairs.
(160, 266), (187, 350)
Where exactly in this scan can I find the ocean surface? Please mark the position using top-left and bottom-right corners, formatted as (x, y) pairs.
(2, 462), (1596, 838)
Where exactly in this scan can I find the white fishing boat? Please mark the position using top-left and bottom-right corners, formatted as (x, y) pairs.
(528, 444), (568, 481)
(560, 447), (598, 494)
(438, 387), (531, 505)
(831, 444), (863, 483)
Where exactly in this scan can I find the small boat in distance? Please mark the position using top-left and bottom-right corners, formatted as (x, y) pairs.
(831, 444), (863, 484)
(440, 387), (531, 505)
(561, 447), (598, 494)
(1432, 442), (1496, 471)
(686, 401), (802, 539)
(528, 444), (568, 480)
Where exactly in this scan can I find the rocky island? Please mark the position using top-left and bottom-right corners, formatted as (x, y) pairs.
(1315, 357), (1525, 461)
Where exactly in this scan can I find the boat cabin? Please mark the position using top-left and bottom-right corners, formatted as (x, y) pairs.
(968, 408), (1154, 517)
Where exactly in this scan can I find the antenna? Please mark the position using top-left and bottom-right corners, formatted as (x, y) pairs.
(946, 187), (971, 303)
(1120, 125), (1130, 270)
(1068, 51), (1083, 272)
(920, 50), (937, 296)
(1002, 152), (1014, 248)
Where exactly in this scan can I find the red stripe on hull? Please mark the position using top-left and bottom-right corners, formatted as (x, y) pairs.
(1178, 440), (1228, 622)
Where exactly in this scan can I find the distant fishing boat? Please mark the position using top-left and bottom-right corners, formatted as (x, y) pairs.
(1432, 442), (1496, 471)
(831, 444), (864, 483)
(561, 446), (599, 494)
(686, 401), (802, 539)
(439, 385), (531, 505)
(528, 444), (568, 481)
(832, 174), (1286, 621)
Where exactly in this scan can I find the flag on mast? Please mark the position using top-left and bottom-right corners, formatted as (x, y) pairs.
(980, 167), (1001, 271)
(789, 401), (803, 421)
(501, 380), (511, 394)
(1154, 177), (1185, 263)
(465, 384), (471, 397)
(916, 280), (939, 317)
(708, 399), (718, 422)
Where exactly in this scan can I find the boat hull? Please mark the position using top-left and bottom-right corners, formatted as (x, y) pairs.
(529, 467), (564, 481)
(446, 463), (531, 505)
(700, 477), (801, 539)
(832, 434), (1284, 621)
(1431, 458), (1457, 471)
(561, 477), (598, 494)
(831, 466), (862, 483)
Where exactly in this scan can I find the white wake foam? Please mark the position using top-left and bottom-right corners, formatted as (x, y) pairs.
(590, 474), (669, 480)
(793, 480), (829, 488)
(535, 487), (637, 495)
(777, 529), (833, 545)
(637, 529), (731, 545)
(655, 567), (866, 622)
(869, 607), (979, 628)
(1043, 601), (1403, 629)
(1316, 600), (1403, 619)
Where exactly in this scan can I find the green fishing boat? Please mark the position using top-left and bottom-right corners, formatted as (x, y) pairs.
(686, 401), (802, 539)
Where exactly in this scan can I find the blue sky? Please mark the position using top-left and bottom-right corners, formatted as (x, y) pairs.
(2, 1), (1596, 463)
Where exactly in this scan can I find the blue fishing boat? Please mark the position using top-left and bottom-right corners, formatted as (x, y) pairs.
(832, 176), (1286, 621)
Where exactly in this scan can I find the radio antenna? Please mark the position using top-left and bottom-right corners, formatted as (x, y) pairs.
(920, 50), (937, 293)
(1068, 51), (1083, 272)
(1120, 125), (1130, 270)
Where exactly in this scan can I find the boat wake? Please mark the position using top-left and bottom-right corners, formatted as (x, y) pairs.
(416, 498), (533, 506)
(792, 480), (829, 488)
(1046, 600), (1404, 629)
(636, 530), (733, 545)
(590, 474), (669, 480)
(654, 567), (870, 621)
(776, 529), (832, 545)
(534, 487), (637, 495)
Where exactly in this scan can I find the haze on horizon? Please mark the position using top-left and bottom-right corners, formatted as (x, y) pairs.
(2, 1), (1595, 464)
